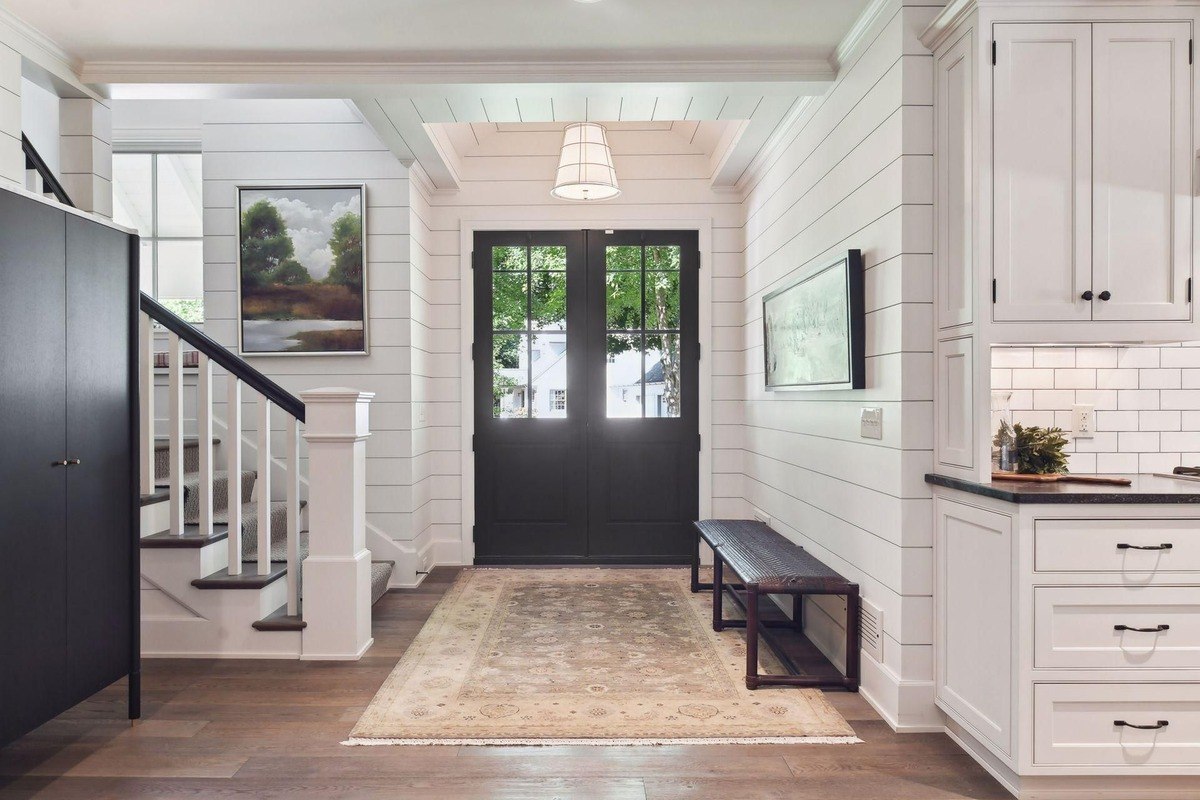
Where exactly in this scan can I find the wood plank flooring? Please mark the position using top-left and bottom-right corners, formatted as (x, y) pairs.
(0, 568), (1009, 799)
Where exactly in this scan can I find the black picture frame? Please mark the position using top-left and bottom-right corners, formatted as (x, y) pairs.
(762, 249), (865, 391)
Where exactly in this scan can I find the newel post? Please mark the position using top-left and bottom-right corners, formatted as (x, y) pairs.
(300, 387), (375, 660)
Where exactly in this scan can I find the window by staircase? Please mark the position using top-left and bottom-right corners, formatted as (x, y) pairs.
(113, 152), (204, 322)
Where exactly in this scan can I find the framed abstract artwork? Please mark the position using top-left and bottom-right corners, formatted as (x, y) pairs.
(762, 249), (865, 391)
(236, 184), (368, 355)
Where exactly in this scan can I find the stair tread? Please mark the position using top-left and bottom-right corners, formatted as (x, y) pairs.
(253, 604), (307, 631)
(140, 489), (170, 506)
(154, 436), (220, 452)
(192, 562), (288, 589)
(141, 528), (229, 548)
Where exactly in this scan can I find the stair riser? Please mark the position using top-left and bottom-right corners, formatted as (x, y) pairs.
(155, 442), (201, 482)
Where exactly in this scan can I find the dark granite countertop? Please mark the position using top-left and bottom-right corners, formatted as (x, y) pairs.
(925, 473), (1200, 504)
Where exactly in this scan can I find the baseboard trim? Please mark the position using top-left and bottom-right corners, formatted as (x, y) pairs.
(300, 636), (374, 661)
(142, 650), (300, 659)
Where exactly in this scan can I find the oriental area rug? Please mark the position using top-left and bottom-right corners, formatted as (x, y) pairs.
(345, 567), (859, 746)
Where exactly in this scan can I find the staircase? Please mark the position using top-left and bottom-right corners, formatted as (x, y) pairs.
(21, 133), (389, 660)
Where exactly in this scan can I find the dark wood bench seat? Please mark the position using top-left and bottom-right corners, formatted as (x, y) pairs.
(692, 519), (861, 691)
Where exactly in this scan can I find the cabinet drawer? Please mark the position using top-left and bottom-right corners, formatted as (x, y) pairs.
(1034, 683), (1200, 766)
(1034, 587), (1200, 669)
(1034, 519), (1200, 573)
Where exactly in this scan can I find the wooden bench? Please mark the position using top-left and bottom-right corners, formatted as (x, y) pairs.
(692, 519), (861, 691)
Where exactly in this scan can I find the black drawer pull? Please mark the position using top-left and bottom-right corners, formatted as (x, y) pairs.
(1114, 624), (1169, 633)
(1117, 543), (1173, 551)
(1115, 719), (1169, 730)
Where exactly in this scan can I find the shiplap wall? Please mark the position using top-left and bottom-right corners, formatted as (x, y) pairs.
(994, 344), (1200, 474)
(736, 0), (939, 729)
(199, 100), (418, 572)
(416, 123), (746, 563)
(0, 40), (20, 185)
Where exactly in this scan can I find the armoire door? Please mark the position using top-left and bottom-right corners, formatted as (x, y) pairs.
(1091, 21), (1193, 322)
(992, 23), (1092, 323)
(0, 193), (69, 744)
(64, 215), (134, 702)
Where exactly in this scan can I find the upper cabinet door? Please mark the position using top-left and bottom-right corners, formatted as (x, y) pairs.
(937, 30), (975, 330)
(993, 23), (1092, 322)
(1092, 22), (1193, 322)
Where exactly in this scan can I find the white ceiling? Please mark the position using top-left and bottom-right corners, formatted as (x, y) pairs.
(7, 0), (871, 65)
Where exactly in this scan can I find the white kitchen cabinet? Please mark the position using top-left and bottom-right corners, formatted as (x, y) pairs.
(992, 21), (1193, 325)
(993, 23), (1092, 323)
(1092, 22), (1193, 322)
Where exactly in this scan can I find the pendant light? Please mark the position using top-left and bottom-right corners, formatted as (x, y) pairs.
(551, 122), (620, 201)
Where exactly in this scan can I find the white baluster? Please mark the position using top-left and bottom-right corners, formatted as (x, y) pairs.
(167, 332), (184, 536)
(138, 313), (155, 496)
(286, 416), (301, 616)
(226, 377), (243, 576)
(196, 353), (214, 539)
(257, 396), (272, 576)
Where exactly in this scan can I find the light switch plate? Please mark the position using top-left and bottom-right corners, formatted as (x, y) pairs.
(1072, 404), (1094, 439)
(860, 407), (883, 439)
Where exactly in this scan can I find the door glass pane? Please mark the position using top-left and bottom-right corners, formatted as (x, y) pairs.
(531, 269), (566, 330)
(492, 272), (527, 330)
(531, 245), (566, 271)
(605, 271), (641, 330)
(645, 245), (680, 272)
(645, 269), (680, 330)
(531, 333), (567, 418)
(493, 333), (526, 418)
(492, 245), (526, 271)
(155, 154), (203, 237)
(111, 153), (153, 236)
(606, 333), (643, 418)
(605, 245), (640, 270)
(645, 334), (681, 418)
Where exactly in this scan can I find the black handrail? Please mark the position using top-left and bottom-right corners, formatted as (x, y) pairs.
(22, 134), (73, 207)
(141, 293), (305, 422)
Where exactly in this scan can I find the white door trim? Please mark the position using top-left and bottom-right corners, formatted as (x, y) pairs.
(457, 217), (715, 565)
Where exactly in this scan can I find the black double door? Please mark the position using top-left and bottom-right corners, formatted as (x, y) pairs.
(473, 230), (699, 563)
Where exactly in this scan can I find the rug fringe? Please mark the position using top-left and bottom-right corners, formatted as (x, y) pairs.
(342, 735), (863, 747)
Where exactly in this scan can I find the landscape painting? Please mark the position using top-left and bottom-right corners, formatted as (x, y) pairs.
(237, 185), (367, 355)
(762, 250), (864, 391)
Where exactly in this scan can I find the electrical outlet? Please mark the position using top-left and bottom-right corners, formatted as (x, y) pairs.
(1072, 404), (1095, 439)
(860, 407), (883, 439)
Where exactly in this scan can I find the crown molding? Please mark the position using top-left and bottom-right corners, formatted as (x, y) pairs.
(730, 95), (818, 197)
(831, 0), (900, 73)
(80, 58), (836, 87)
(920, 0), (975, 51)
(0, 6), (105, 100)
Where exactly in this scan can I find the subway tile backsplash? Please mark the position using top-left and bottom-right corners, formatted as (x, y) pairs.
(992, 345), (1200, 474)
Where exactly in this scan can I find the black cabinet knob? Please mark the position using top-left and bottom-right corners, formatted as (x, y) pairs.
(1098, 290), (1112, 301)
(1081, 290), (1094, 301)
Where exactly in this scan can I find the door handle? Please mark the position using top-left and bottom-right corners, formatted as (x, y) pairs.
(51, 460), (69, 467)
(1081, 290), (1094, 301)
(1114, 624), (1169, 633)
(1114, 719), (1169, 730)
(65, 458), (81, 466)
(1098, 290), (1112, 301)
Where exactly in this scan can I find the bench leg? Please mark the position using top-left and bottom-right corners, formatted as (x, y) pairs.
(712, 554), (724, 632)
(792, 593), (803, 633)
(844, 589), (861, 692)
(745, 584), (761, 690)
(690, 529), (701, 593)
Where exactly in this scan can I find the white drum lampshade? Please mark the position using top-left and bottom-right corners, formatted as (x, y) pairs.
(551, 122), (620, 201)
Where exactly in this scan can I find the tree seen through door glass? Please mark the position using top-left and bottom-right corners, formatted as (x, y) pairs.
(492, 333), (525, 419)
(605, 244), (682, 418)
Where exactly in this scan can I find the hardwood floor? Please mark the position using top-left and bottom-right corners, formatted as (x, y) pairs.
(0, 568), (1009, 799)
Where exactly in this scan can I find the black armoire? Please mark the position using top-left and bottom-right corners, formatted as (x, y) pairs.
(0, 187), (139, 747)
